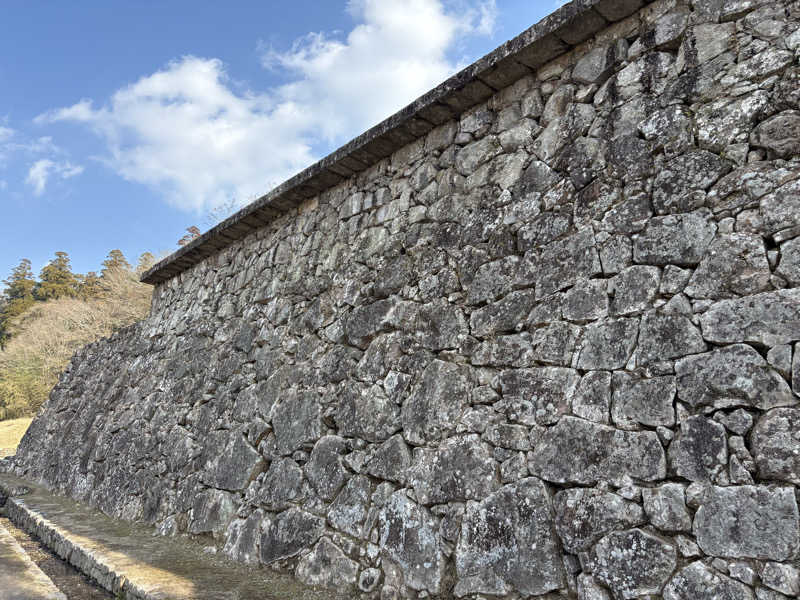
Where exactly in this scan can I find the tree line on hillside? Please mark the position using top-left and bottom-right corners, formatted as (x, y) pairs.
(0, 250), (155, 348)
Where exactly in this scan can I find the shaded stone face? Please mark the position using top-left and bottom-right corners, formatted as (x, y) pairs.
(455, 478), (565, 597)
(663, 562), (755, 600)
(751, 408), (800, 485)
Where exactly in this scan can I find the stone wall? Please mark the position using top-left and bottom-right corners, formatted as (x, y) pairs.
(7, 0), (800, 598)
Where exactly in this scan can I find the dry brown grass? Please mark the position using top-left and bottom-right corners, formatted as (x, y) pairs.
(0, 269), (152, 420)
(0, 417), (32, 457)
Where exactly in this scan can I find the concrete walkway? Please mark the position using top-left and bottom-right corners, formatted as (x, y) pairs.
(0, 474), (354, 600)
(0, 520), (66, 600)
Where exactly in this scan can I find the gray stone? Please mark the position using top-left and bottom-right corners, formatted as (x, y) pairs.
(345, 298), (415, 350)
(751, 111), (800, 159)
(364, 434), (411, 484)
(207, 433), (264, 492)
(306, 436), (349, 501)
(379, 492), (443, 593)
(572, 371), (611, 424)
(714, 409), (755, 436)
(669, 416), (728, 483)
(535, 229), (602, 299)
(611, 266), (660, 316)
(588, 528), (677, 599)
(676, 344), (795, 411)
(530, 322), (581, 366)
(777, 237), (800, 287)
(635, 311), (707, 366)
(611, 373), (675, 429)
(482, 423), (530, 451)
(336, 385), (400, 443)
(408, 435), (498, 505)
(328, 475), (371, 538)
(660, 265), (692, 295)
(633, 212), (717, 266)
(577, 574), (613, 600)
(254, 457), (304, 511)
(752, 408), (800, 485)
(553, 488), (645, 553)
(529, 417), (666, 485)
(455, 478), (565, 597)
(470, 289), (537, 337)
(563, 279), (609, 322)
(358, 568), (381, 593)
(760, 179), (800, 237)
(189, 489), (237, 537)
(273, 390), (323, 455)
(223, 510), (264, 565)
(652, 151), (732, 214)
(685, 233), (771, 299)
(663, 561), (754, 600)
(260, 508), (325, 565)
(761, 562), (800, 597)
(767, 344), (793, 380)
(694, 485), (800, 561)
(466, 256), (520, 305)
(402, 360), (471, 446)
(642, 484), (691, 532)
(575, 318), (639, 370)
(415, 300), (468, 350)
(573, 42), (624, 85)
(296, 537), (359, 590)
(498, 367), (580, 426)
(639, 105), (694, 157)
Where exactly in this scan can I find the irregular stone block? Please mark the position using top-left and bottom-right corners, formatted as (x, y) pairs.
(669, 415), (728, 483)
(699, 290), (800, 346)
(573, 42), (624, 85)
(273, 390), (323, 455)
(571, 371), (611, 424)
(379, 492), (443, 593)
(575, 317), (639, 370)
(685, 233), (771, 299)
(751, 110), (800, 158)
(223, 509), (264, 565)
(760, 179), (800, 236)
(498, 367), (580, 426)
(328, 475), (371, 538)
(530, 322), (581, 366)
(563, 279), (609, 322)
(611, 373), (675, 429)
(207, 432), (264, 492)
(260, 508), (325, 565)
(610, 265), (660, 316)
(663, 561), (755, 600)
(553, 488), (644, 553)
(296, 538), (358, 591)
(335, 385), (400, 443)
(529, 416), (666, 485)
(652, 151), (732, 214)
(364, 434), (411, 483)
(676, 344), (796, 410)
(253, 457), (304, 511)
(761, 562), (800, 597)
(633, 212), (717, 266)
(189, 489), (237, 537)
(408, 435), (498, 505)
(455, 478), (565, 597)
(415, 300), (468, 350)
(587, 528), (677, 599)
(535, 229), (602, 299)
(776, 237), (800, 287)
(344, 297), (415, 349)
(466, 256), (520, 305)
(694, 485), (800, 561)
(642, 483), (691, 532)
(752, 408), (800, 485)
(306, 436), (349, 501)
(634, 311), (707, 366)
(402, 360), (471, 446)
(470, 289), (537, 337)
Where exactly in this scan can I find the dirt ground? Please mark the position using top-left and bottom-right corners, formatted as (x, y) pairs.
(0, 417), (32, 458)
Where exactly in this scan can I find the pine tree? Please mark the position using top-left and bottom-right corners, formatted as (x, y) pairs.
(34, 251), (79, 301)
(101, 249), (131, 278)
(135, 252), (156, 276)
(1, 259), (37, 346)
(77, 271), (104, 298)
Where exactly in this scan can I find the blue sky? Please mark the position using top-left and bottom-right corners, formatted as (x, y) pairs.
(0, 0), (564, 281)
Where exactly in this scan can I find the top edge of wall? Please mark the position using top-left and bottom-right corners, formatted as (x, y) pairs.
(140, 0), (649, 286)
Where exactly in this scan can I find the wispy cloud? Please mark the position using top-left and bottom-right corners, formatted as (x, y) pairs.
(36, 0), (496, 213)
(25, 159), (84, 196)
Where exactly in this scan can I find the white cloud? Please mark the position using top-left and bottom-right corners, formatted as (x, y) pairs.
(0, 126), (13, 143)
(0, 179), (7, 191)
(36, 0), (495, 213)
(25, 159), (84, 196)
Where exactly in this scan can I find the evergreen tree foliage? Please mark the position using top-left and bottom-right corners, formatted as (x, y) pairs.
(1, 259), (36, 346)
(77, 271), (104, 299)
(135, 252), (156, 276)
(101, 249), (131, 278)
(34, 252), (79, 301)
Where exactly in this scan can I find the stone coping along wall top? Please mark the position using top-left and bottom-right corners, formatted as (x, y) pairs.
(140, 0), (646, 285)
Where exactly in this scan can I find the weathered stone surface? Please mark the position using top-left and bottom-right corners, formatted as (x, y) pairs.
(364, 434), (411, 483)
(611, 266), (660, 316)
(336, 385), (400, 443)
(327, 475), (370, 538)
(676, 344), (796, 410)
(470, 289), (537, 337)
(669, 416), (728, 483)
(455, 478), (565, 597)
(752, 408), (800, 485)
(306, 436), (350, 501)
(575, 318), (639, 370)
(572, 371), (611, 424)
(699, 290), (800, 346)
(642, 484), (691, 532)
(260, 508), (325, 565)
(694, 486), (800, 560)
(273, 390), (323, 455)
(635, 311), (707, 366)
(761, 562), (800, 597)
(685, 234), (771, 299)
(408, 435), (498, 505)
(296, 537), (359, 590)
(345, 298), (414, 349)
(254, 457), (304, 511)
(588, 528), (677, 599)
(634, 212), (717, 266)
(663, 561), (755, 600)
(498, 367), (580, 426)
(466, 256), (519, 305)
(553, 488), (645, 553)
(652, 151), (731, 214)
(206, 433), (264, 492)
(563, 279), (609, 322)
(223, 509), (264, 565)
(379, 492), (443, 593)
(573, 41), (624, 85)
(776, 237), (800, 286)
(189, 489), (237, 537)
(535, 229), (602, 298)
(611, 373), (675, 429)
(751, 111), (800, 158)
(402, 360), (471, 446)
(529, 417), (666, 485)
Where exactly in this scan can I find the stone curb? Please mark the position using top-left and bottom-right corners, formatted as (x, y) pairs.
(140, 0), (648, 285)
(0, 520), (67, 600)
